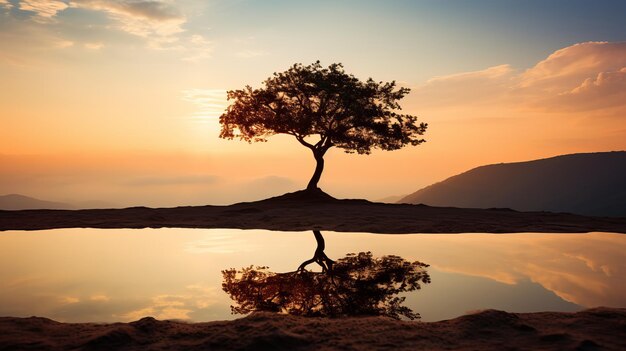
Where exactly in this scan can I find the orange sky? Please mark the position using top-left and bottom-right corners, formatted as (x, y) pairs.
(1, 1), (625, 206)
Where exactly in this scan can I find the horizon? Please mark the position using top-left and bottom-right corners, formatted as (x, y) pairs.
(2, 0), (626, 207)
(2, 150), (625, 208)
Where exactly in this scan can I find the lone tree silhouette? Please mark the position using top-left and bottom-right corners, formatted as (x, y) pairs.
(219, 61), (427, 190)
(222, 251), (431, 320)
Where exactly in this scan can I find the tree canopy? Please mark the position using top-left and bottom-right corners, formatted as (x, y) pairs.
(219, 61), (427, 189)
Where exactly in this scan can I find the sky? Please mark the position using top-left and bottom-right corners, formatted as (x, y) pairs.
(1, 0), (625, 207)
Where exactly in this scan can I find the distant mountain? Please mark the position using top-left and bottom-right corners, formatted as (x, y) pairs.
(399, 152), (626, 217)
(0, 194), (74, 210)
(376, 194), (407, 203)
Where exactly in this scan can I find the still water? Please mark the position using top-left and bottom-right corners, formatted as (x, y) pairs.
(0, 229), (624, 322)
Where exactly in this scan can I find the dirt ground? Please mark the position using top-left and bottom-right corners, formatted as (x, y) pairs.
(1, 308), (625, 350)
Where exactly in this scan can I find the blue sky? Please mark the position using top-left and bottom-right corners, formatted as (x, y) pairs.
(186, 0), (626, 80)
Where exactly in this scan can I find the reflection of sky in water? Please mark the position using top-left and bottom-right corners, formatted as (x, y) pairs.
(0, 229), (623, 322)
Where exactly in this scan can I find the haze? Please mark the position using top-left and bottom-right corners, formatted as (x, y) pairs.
(2, 0), (625, 207)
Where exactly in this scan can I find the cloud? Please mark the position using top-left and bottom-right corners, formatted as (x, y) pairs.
(0, 14), (76, 68)
(520, 41), (626, 89)
(3, 0), (213, 62)
(411, 41), (626, 115)
(427, 64), (514, 84)
(54, 38), (74, 48)
(70, 0), (183, 22)
(0, 0), (13, 9)
(181, 89), (228, 120)
(70, 0), (186, 42)
(78, 0), (182, 21)
(179, 34), (213, 61)
(19, 0), (68, 22)
(84, 42), (104, 50)
(543, 67), (626, 111)
(522, 42), (626, 113)
(60, 296), (80, 304)
(12, 0), (186, 35)
(90, 294), (110, 302)
(235, 49), (269, 59)
(412, 64), (515, 108)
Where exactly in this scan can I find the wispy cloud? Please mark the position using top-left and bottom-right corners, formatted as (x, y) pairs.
(54, 38), (74, 48)
(84, 42), (104, 50)
(71, 0), (186, 44)
(235, 49), (268, 59)
(16, 0), (188, 47)
(75, 0), (182, 21)
(181, 89), (228, 121)
(0, 17), (76, 68)
(19, 0), (69, 22)
(0, 0), (13, 9)
(413, 64), (515, 108)
(90, 294), (110, 302)
(179, 34), (213, 61)
(426, 64), (514, 84)
(4, 0), (213, 62)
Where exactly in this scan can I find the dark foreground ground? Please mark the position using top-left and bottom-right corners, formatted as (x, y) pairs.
(1, 308), (625, 351)
(1, 190), (625, 233)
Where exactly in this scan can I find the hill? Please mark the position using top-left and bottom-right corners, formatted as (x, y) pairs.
(399, 152), (626, 217)
(0, 194), (74, 210)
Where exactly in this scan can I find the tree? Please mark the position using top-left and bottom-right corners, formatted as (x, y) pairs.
(219, 61), (427, 190)
(221, 251), (431, 320)
(221, 231), (431, 320)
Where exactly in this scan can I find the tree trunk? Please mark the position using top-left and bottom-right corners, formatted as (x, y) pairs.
(306, 151), (325, 190)
(298, 230), (334, 272)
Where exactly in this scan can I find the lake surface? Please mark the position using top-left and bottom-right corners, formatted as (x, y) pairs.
(0, 229), (624, 322)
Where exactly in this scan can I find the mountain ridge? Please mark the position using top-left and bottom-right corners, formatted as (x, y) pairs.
(0, 194), (74, 210)
(399, 151), (626, 217)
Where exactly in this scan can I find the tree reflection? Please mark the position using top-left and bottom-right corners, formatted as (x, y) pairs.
(221, 231), (431, 320)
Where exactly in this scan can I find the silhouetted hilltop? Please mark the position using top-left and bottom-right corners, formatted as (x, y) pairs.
(0, 194), (73, 210)
(3, 187), (626, 233)
(254, 188), (339, 203)
(400, 151), (626, 217)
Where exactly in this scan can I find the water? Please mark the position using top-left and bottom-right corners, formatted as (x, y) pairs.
(0, 229), (624, 322)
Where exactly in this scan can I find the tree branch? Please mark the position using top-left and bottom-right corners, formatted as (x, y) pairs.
(294, 134), (315, 150)
(315, 135), (327, 149)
